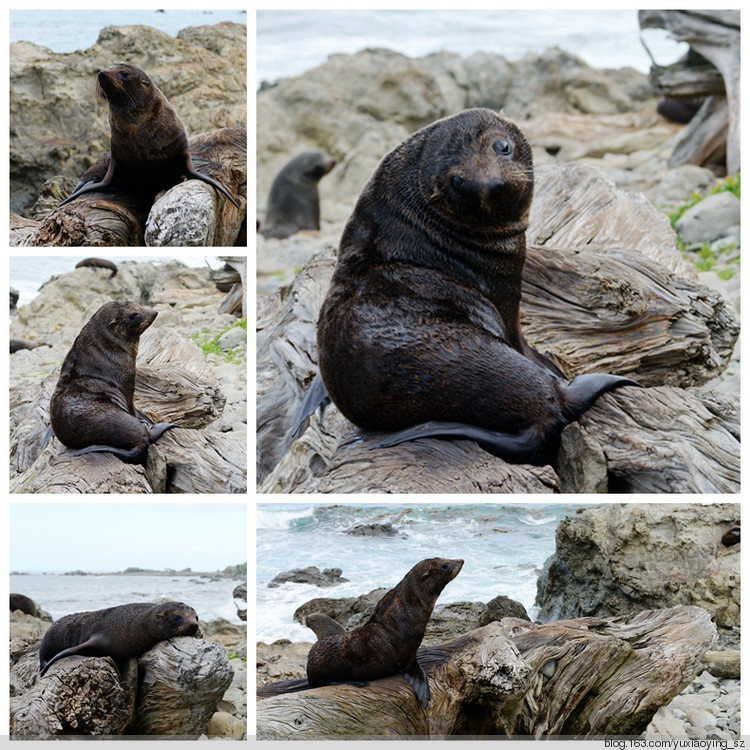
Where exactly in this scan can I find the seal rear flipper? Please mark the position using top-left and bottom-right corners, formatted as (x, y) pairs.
(401, 663), (430, 708)
(563, 373), (641, 422)
(290, 373), (330, 439)
(372, 421), (544, 464)
(147, 422), (178, 443)
(72, 444), (143, 460)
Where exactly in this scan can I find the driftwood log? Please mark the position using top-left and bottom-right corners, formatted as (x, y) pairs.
(639, 10), (740, 175)
(10, 636), (231, 737)
(10, 327), (246, 494)
(256, 605), (716, 739)
(216, 255), (248, 318)
(18, 127), (247, 247)
(256, 164), (739, 493)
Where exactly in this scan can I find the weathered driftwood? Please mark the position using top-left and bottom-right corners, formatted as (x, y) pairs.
(217, 255), (247, 318)
(129, 639), (234, 736)
(256, 606), (716, 739)
(10, 643), (138, 736)
(639, 10), (740, 175)
(9, 327), (246, 494)
(558, 386), (739, 493)
(700, 650), (740, 680)
(10, 637), (230, 737)
(18, 128), (247, 247)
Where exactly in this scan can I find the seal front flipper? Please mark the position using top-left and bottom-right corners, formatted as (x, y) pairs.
(58, 156), (117, 207)
(72, 444), (143, 460)
(147, 422), (178, 441)
(401, 662), (430, 708)
(290, 373), (330, 439)
(373, 421), (543, 464)
(39, 634), (108, 676)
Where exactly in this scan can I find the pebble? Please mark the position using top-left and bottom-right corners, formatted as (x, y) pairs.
(644, 671), (741, 741)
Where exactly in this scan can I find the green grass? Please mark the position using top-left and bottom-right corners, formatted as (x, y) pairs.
(190, 318), (247, 364)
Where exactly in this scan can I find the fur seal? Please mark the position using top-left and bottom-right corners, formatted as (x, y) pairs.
(303, 108), (639, 466)
(306, 557), (463, 707)
(10, 338), (49, 354)
(303, 613), (346, 640)
(260, 151), (336, 238)
(10, 593), (39, 616)
(39, 601), (199, 677)
(59, 63), (238, 208)
(76, 257), (118, 279)
(49, 300), (177, 461)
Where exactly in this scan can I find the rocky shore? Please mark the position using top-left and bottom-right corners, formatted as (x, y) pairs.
(256, 504), (740, 739)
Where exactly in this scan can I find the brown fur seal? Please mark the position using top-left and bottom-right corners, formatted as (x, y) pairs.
(10, 593), (39, 616)
(306, 557), (463, 707)
(302, 108), (639, 466)
(303, 613), (346, 640)
(10, 338), (49, 354)
(260, 151), (336, 238)
(76, 257), (118, 279)
(59, 63), (238, 208)
(49, 300), (177, 461)
(39, 601), (199, 677)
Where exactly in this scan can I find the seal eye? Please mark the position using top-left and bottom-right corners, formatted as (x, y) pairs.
(493, 139), (512, 156)
(451, 176), (464, 195)
(171, 614), (183, 624)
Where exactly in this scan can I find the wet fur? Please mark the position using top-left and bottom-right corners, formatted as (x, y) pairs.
(39, 601), (199, 676)
(59, 63), (238, 208)
(49, 300), (176, 461)
(306, 557), (463, 707)
(315, 108), (638, 465)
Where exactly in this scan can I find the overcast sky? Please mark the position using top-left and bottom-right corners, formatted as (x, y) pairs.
(10, 503), (247, 573)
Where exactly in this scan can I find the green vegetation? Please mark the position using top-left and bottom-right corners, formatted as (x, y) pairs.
(666, 173), (740, 279)
(190, 318), (247, 364)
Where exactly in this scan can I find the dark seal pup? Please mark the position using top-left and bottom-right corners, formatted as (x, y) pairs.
(10, 593), (40, 616)
(260, 151), (336, 238)
(39, 601), (199, 677)
(49, 300), (177, 461)
(76, 257), (118, 279)
(59, 63), (238, 208)
(308, 108), (639, 466)
(306, 557), (463, 707)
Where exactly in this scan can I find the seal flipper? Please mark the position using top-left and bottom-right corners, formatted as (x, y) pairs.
(373, 421), (543, 464)
(290, 373), (330, 439)
(72, 444), (143, 460)
(58, 156), (117, 207)
(562, 373), (641, 422)
(147, 422), (178, 442)
(183, 154), (240, 208)
(39, 634), (108, 676)
(401, 662), (430, 708)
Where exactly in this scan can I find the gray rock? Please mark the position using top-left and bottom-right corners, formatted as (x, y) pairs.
(268, 566), (349, 588)
(675, 191), (741, 245)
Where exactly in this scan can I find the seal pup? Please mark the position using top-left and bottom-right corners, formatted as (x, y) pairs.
(76, 257), (118, 279)
(306, 108), (639, 466)
(306, 557), (463, 707)
(49, 300), (177, 461)
(260, 151), (336, 238)
(10, 594), (40, 616)
(39, 601), (199, 677)
(59, 63), (239, 208)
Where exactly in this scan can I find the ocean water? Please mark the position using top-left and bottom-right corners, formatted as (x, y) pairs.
(9, 572), (244, 624)
(257, 9), (688, 87)
(10, 9), (247, 54)
(9, 255), (224, 309)
(256, 503), (585, 643)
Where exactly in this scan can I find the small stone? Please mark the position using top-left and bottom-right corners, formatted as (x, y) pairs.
(686, 707), (717, 730)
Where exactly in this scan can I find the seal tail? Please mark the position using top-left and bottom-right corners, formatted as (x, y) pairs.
(563, 373), (641, 423)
